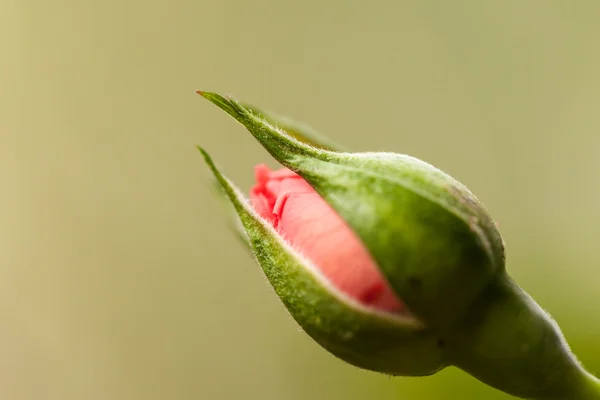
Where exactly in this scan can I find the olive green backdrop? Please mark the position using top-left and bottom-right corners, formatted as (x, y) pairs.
(1, 1), (599, 399)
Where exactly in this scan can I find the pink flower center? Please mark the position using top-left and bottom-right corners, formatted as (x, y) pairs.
(250, 164), (404, 313)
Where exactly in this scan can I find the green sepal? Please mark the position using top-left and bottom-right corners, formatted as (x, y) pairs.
(240, 102), (349, 151)
(198, 91), (504, 331)
(198, 146), (447, 377)
(208, 178), (251, 250)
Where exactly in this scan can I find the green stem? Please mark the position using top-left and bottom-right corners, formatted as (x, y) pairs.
(447, 274), (600, 400)
(575, 372), (600, 400)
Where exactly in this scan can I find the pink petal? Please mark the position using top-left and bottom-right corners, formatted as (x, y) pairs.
(249, 165), (403, 312)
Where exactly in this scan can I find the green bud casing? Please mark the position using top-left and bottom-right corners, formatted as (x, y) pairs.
(197, 92), (600, 400)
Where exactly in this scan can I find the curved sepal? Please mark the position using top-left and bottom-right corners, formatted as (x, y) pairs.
(208, 178), (251, 250)
(240, 102), (349, 152)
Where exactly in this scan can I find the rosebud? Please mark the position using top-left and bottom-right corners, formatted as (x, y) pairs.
(197, 92), (600, 400)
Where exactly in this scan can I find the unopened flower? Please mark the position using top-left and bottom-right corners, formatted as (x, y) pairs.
(250, 164), (403, 312)
(197, 91), (600, 400)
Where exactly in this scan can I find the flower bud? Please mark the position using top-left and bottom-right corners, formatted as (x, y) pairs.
(199, 148), (445, 376)
(197, 92), (600, 400)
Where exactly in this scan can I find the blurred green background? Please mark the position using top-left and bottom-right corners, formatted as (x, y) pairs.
(1, 1), (599, 399)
